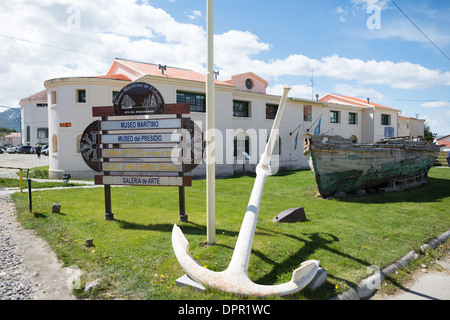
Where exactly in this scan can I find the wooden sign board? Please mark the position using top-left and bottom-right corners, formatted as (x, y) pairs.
(102, 148), (182, 158)
(80, 82), (202, 221)
(101, 133), (182, 144)
(100, 118), (181, 131)
(102, 162), (183, 173)
(113, 82), (165, 115)
(95, 175), (191, 187)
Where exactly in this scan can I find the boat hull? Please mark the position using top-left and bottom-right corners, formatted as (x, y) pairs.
(305, 136), (440, 198)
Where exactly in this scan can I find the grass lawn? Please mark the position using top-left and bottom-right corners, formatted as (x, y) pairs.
(10, 167), (450, 300)
(0, 177), (84, 189)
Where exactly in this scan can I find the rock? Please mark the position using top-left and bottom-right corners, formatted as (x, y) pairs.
(84, 279), (101, 292)
(52, 203), (61, 213)
(334, 191), (346, 198)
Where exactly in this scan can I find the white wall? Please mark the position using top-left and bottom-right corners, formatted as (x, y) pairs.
(20, 100), (48, 146)
(45, 77), (131, 178)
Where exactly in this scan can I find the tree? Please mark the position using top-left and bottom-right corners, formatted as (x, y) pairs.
(423, 122), (435, 143)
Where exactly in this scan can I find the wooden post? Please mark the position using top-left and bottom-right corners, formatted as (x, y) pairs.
(179, 185), (188, 222)
(102, 115), (114, 221)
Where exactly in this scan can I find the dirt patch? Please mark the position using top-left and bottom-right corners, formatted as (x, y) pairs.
(0, 195), (76, 300)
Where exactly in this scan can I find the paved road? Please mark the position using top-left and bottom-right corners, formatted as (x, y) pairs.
(0, 152), (49, 179)
(371, 250), (450, 300)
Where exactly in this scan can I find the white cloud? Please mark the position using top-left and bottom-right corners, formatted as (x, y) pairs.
(421, 101), (450, 108)
(423, 110), (450, 135)
(332, 84), (383, 100)
(185, 10), (202, 20)
(0, 0), (207, 106)
(351, 0), (388, 10)
(0, 0), (449, 119)
(267, 84), (315, 100)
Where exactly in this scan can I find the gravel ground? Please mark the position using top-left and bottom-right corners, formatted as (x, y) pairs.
(0, 153), (76, 300)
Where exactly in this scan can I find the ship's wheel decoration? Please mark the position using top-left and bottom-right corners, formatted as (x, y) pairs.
(80, 120), (101, 172)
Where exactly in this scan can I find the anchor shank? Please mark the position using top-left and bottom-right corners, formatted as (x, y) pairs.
(227, 167), (269, 273)
(227, 86), (291, 274)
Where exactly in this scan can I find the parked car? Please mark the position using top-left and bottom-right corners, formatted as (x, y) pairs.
(6, 146), (19, 153)
(18, 146), (33, 154)
(41, 145), (49, 156)
(0, 148), (3, 154)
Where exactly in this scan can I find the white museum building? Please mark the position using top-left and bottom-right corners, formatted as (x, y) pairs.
(19, 58), (424, 179)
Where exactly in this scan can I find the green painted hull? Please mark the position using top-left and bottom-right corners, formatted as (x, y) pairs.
(306, 136), (440, 198)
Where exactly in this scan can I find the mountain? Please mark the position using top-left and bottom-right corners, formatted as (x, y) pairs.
(0, 108), (21, 132)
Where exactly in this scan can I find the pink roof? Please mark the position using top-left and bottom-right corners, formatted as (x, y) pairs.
(320, 94), (397, 110)
(95, 74), (131, 81)
(21, 90), (47, 101)
(107, 58), (232, 86)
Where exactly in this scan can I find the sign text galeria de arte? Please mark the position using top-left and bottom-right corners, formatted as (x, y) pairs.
(80, 81), (204, 190)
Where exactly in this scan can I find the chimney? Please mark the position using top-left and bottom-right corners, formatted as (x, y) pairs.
(159, 64), (167, 75)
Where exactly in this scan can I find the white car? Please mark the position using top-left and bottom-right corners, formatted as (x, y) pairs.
(41, 145), (49, 155)
(6, 146), (19, 153)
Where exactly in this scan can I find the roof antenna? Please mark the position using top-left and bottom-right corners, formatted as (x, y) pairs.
(214, 70), (219, 80)
(159, 64), (167, 75)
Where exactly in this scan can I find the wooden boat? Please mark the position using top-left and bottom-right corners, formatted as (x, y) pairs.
(303, 135), (440, 198)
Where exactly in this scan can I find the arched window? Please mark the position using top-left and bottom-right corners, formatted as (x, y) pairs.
(26, 126), (30, 142)
(267, 135), (281, 156)
(234, 133), (250, 160)
(76, 134), (82, 153)
(52, 135), (58, 153)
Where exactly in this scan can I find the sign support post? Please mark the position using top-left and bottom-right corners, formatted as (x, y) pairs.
(102, 115), (114, 221)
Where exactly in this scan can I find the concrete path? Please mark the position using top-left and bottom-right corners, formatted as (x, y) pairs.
(377, 250), (450, 300)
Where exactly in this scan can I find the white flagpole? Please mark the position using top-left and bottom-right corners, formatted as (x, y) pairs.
(206, 0), (216, 245)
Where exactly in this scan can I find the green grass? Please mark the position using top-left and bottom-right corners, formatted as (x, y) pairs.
(27, 165), (50, 179)
(0, 177), (84, 189)
(10, 167), (450, 300)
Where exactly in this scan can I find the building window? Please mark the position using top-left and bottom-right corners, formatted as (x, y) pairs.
(267, 135), (281, 156)
(37, 103), (48, 108)
(52, 135), (58, 153)
(76, 89), (86, 103)
(37, 128), (48, 139)
(304, 105), (312, 122)
(51, 91), (57, 104)
(76, 134), (82, 153)
(26, 126), (30, 142)
(266, 104), (278, 119)
(381, 114), (390, 125)
(177, 91), (206, 112)
(234, 134), (250, 159)
(112, 91), (119, 104)
(233, 100), (250, 117)
(330, 110), (340, 123)
(245, 79), (254, 90)
(349, 112), (357, 125)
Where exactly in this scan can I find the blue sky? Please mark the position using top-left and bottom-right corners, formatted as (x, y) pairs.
(0, 0), (449, 136)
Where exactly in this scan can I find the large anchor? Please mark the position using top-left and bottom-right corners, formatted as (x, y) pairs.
(172, 86), (320, 297)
